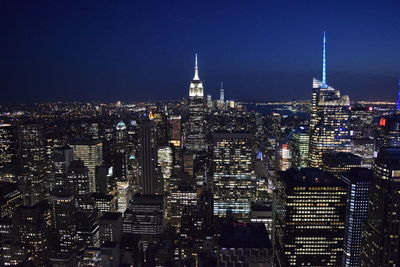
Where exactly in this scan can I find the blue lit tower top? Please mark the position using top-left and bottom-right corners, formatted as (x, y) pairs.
(322, 30), (327, 88)
(397, 80), (400, 112)
(193, 53), (200, 80)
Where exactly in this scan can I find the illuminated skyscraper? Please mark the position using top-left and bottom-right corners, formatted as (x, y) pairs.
(212, 132), (255, 221)
(71, 139), (103, 193)
(361, 148), (400, 266)
(169, 184), (197, 232)
(115, 121), (128, 153)
(341, 168), (372, 267)
(374, 85), (400, 153)
(0, 182), (22, 219)
(66, 160), (91, 210)
(278, 143), (291, 171)
(13, 200), (51, 264)
(186, 54), (207, 152)
(375, 115), (400, 152)
(50, 193), (77, 259)
(169, 115), (182, 147)
(309, 32), (352, 167)
(16, 123), (46, 174)
(0, 124), (15, 180)
(289, 127), (309, 169)
(274, 168), (347, 266)
(157, 146), (173, 194)
(189, 53), (204, 98)
(52, 145), (74, 191)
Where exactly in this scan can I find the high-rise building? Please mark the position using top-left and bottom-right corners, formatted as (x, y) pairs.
(0, 182), (22, 219)
(212, 132), (256, 221)
(341, 168), (372, 267)
(123, 194), (164, 236)
(250, 203), (273, 238)
(116, 179), (130, 213)
(92, 193), (117, 213)
(219, 223), (272, 266)
(52, 145), (74, 190)
(139, 118), (159, 194)
(189, 53), (204, 99)
(98, 212), (122, 244)
(321, 152), (362, 177)
(158, 146), (173, 194)
(278, 143), (292, 171)
(186, 54), (207, 152)
(374, 114), (400, 152)
(115, 121), (128, 153)
(350, 105), (374, 139)
(373, 85), (400, 153)
(168, 184), (197, 232)
(95, 165), (112, 194)
(361, 148), (400, 266)
(169, 115), (182, 147)
(289, 127), (309, 169)
(71, 139), (103, 193)
(274, 168), (347, 266)
(16, 123), (46, 174)
(75, 209), (100, 248)
(50, 193), (77, 255)
(12, 200), (51, 264)
(309, 32), (352, 167)
(207, 94), (213, 109)
(66, 160), (91, 210)
(0, 123), (15, 180)
(153, 111), (169, 146)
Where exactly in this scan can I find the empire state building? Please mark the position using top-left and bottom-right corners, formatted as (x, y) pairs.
(186, 54), (207, 152)
(189, 54), (204, 98)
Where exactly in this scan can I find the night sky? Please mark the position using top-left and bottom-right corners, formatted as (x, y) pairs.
(1, 0), (400, 104)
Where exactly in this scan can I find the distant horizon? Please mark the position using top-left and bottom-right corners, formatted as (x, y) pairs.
(0, 97), (396, 106)
(1, 1), (400, 104)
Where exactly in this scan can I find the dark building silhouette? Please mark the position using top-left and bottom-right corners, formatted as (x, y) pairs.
(139, 118), (158, 195)
(361, 148), (400, 266)
(341, 168), (372, 267)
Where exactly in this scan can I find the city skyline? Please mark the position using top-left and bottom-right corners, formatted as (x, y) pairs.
(1, 1), (400, 104)
(2, 2), (400, 266)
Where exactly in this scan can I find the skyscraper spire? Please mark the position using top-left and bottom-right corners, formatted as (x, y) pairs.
(193, 53), (200, 80)
(322, 30), (327, 88)
(189, 53), (204, 98)
(220, 82), (224, 101)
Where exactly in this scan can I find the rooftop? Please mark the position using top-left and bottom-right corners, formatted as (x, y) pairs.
(375, 147), (400, 168)
(279, 168), (346, 187)
(99, 212), (122, 221)
(341, 168), (373, 183)
(220, 223), (271, 249)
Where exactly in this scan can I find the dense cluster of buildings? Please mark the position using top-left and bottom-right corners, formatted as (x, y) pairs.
(0, 33), (399, 266)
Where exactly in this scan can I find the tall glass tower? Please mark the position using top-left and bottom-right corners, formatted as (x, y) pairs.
(309, 31), (352, 167)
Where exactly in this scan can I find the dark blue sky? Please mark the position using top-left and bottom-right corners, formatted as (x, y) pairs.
(1, 0), (400, 104)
